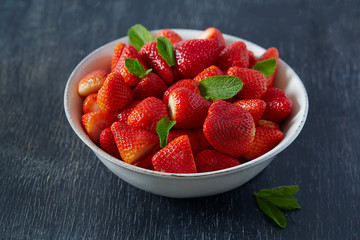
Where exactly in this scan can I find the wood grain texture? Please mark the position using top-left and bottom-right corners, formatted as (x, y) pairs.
(1, 0), (359, 239)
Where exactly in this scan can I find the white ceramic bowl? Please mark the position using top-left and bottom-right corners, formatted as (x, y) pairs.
(64, 29), (308, 198)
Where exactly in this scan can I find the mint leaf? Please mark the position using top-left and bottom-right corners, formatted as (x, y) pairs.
(156, 117), (176, 148)
(255, 185), (299, 197)
(252, 58), (277, 77)
(256, 198), (287, 228)
(198, 76), (243, 100)
(156, 36), (175, 67)
(256, 195), (301, 210)
(128, 24), (155, 51)
(125, 58), (152, 78)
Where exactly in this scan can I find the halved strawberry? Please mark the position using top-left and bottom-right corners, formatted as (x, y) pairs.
(134, 146), (160, 170)
(163, 79), (199, 104)
(217, 41), (249, 70)
(233, 99), (266, 124)
(174, 39), (222, 79)
(195, 149), (240, 173)
(82, 93), (101, 114)
(244, 127), (283, 160)
(193, 65), (224, 82)
(261, 87), (293, 123)
(100, 127), (121, 159)
(197, 27), (225, 49)
(97, 72), (133, 112)
(111, 42), (126, 73)
(257, 119), (280, 129)
(156, 29), (183, 45)
(133, 73), (168, 100)
(127, 97), (169, 133)
(168, 87), (211, 129)
(168, 130), (201, 155)
(81, 110), (114, 143)
(257, 47), (279, 88)
(78, 69), (108, 97)
(111, 122), (159, 164)
(152, 135), (197, 173)
(227, 67), (267, 99)
(203, 100), (255, 157)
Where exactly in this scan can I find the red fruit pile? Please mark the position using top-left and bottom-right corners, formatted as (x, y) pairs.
(78, 26), (293, 174)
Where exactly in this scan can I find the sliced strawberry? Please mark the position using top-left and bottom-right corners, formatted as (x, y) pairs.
(139, 40), (174, 85)
(197, 27), (225, 49)
(163, 79), (199, 104)
(100, 127), (121, 159)
(203, 100), (255, 157)
(111, 122), (159, 164)
(111, 42), (126, 73)
(134, 146), (160, 170)
(217, 41), (249, 70)
(97, 72), (133, 112)
(227, 67), (267, 99)
(257, 47), (279, 88)
(195, 149), (240, 172)
(127, 97), (169, 133)
(82, 93), (101, 114)
(174, 39), (222, 79)
(233, 99), (266, 124)
(113, 100), (140, 122)
(193, 65), (224, 82)
(156, 29), (183, 45)
(168, 87), (211, 129)
(257, 119), (280, 129)
(248, 50), (257, 68)
(133, 73), (168, 100)
(168, 130), (201, 155)
(81, 110), (114, 143)
(262, 87), (293, 123)
(78, 69), (108, 98)
(152, 135), (197, 173)
(244, 127), (283, 160)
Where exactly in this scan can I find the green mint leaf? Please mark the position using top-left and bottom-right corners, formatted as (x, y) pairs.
(256, 197), (287, 228)
(256, 185), (299, 197)
(156, 117), (176, 148)
(256, 195), (301, 210)
(156, 36), (175, 67)
(198, 76), (243, 100)
(252, 58), (277, 77)
(128, 24), (155, 51)
(125, 58), (152, 78)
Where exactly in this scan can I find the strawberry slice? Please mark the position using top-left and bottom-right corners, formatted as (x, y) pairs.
(257, 47), (279, 88)
(127, 97), (169, 133)
(113, 100), (140, 122)
(203, 100), (255, 157)
(233, 99), (267, 124)
(217, 41), (249, 70)
(97, 72), (133, 112)
(163, 79), (199, 104)
(198, 27), (226, 49)
(100, 127), (121, 159)
(111, 122), (159, 164)
(156, 29), (183, 45)
(111, 42), (126, 73)
(244, 127), (283, 160)
(82, 93), (101, 114)
(261, 87), (293, 123)
(168, 87), (211, 129)
(81, 110), (114, 143)
(195, 150), (240, 172)
(133, 73), (168, 100)
(193, 65), (224, 82)
(152, 135), (197, 173)
(78, 69), (108, 98)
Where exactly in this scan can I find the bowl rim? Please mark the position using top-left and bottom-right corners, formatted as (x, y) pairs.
(64, 29), (309, 179)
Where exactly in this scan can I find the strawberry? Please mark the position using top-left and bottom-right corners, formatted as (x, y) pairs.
(111, 122), (159, 164)
(113, 100), (140, 122)
(203, 100), (255, 157)
(139, 40), (174, 85)
(78, 69), (108, 97)
(168, 130), (201, 155)
(168, 87), (211, 129)
(127, 97), (169, 133)
(111, 42), (126, 72)
(233, 99), (266, 124)
(193, 65), (224, 82)
(133, 73), (168, 100)
(163, 79), (199, 104)
(227, 67), (267, 99)
(257, 119), (280, 129)
(82, 93), (101, 114)
(100, 127), (121, 159)
(217, 41), (249, 70)
(134, 146), (160, 170)
(114, 44), (148, 86)
(248, 50), (257, 68)
(97, 72), (133, 112)
(261, 87), (293, 123)
(195, 149), (240, 172)
(174, 39), (222, 79)
(257, 47), (279, 88)
(194, 128), (213, 152)
(244, 127), (283, 160)
(197, 27), (225, 49)
(156, 29), (183, 45)
(81, 110), (114, 143)
(152, 135), (197, 173)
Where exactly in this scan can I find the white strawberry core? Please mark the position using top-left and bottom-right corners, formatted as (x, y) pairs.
(168, 95), (176, 120)
(132, 142), (157, 164)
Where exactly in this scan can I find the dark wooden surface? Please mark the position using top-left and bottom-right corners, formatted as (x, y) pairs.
(1, 0), (359, 239)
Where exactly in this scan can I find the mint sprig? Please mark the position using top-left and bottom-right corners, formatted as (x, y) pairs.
(125, 58), (152, 78)
(156, 36), (175, 67)
(254, 185), (301, 228)
(156, 117), (176, 148)
(252, 58), (277, 77)
(128, 24), (155, 51)
(198, 76), (243, 101)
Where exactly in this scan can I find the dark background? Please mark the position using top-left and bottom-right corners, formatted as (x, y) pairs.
(1, 0), (359, 239)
